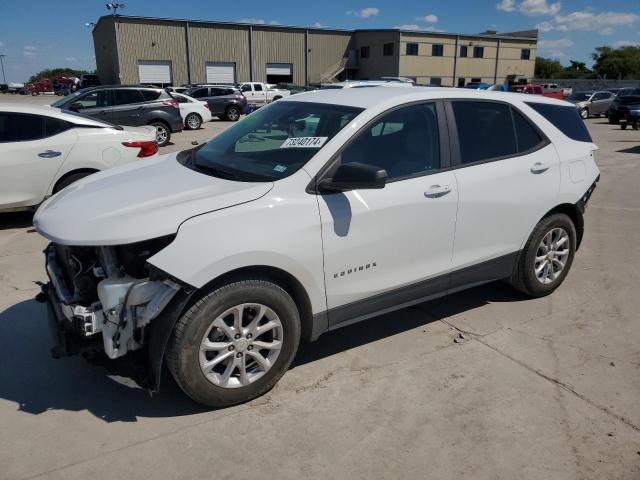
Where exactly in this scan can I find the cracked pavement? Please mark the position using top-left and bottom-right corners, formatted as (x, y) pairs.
(0, 105), (639, 479)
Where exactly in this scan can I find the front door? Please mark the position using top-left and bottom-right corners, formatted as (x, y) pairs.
(0, 112), (75, 209)
(447, 100), (561, 284)
(316, 102), (458, 326)
(71, 89), (114, 123)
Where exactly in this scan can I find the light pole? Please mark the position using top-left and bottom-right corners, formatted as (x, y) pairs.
(105, 3), (125, 16)
(0, 55), (6, 84)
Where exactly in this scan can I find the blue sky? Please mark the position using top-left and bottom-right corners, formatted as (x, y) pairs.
(0, 0), (639, 82)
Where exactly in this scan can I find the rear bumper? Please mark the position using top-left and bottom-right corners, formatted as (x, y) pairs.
(576, 176), (599, 214)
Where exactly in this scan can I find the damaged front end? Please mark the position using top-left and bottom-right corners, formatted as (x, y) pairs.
(39, 236), (192, 389)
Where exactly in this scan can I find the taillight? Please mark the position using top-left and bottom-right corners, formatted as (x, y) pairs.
(203, 103), (210, 109)
(162, 101), (179, 109)
(122, 140), (159, 158)
(238, 95), (246, 101)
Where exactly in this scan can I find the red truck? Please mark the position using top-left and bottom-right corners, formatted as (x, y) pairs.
(509, 84), (565, 100)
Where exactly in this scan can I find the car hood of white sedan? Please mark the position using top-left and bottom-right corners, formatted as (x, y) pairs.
(34, 153), (273, 246)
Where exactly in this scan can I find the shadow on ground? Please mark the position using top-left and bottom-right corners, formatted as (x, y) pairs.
(0, 212), (34, 231)
(617, 145), (640, 154)
(0, 282), (525, 422)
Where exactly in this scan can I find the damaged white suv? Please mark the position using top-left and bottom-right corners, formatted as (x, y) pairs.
(35, 88), (599, 407)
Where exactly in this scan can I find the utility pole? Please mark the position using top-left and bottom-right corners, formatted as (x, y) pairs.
(0, 55), (6, 84)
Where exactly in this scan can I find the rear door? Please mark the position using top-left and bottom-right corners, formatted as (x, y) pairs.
(0, 113), (76, 209)
(111, 89), (145, 126)
(447, 100), (560, 284)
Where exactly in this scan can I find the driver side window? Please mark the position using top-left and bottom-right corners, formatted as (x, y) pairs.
(339, 103), (441, 181)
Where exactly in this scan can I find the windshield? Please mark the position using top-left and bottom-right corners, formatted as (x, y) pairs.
(619, 88), (640, 97)
(50, 88), (91, 108)
(182, 101), (363, 182)
(567, 92), (592, 102)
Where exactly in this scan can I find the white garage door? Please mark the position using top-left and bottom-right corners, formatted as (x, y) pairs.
(138, 60), (172, 84)
(266, 63), (292, 76)
(206, 62), (236, 84)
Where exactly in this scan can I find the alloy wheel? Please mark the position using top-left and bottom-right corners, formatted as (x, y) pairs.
(199, 303), (283, 388)
(534, 227), (570, 285)
(186, 114), (201, 129)
(155, 125), (168, 144)
(227, 107), (240, 121)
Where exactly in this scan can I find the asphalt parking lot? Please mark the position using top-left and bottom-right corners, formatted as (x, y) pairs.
(1, 94), (639, 480)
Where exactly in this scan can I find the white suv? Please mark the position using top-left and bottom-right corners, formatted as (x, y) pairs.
(35, 88), (599, 407)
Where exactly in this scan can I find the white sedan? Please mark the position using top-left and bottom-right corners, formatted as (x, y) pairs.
(0, 104), (158, 212)
(171, 92), (212, 130)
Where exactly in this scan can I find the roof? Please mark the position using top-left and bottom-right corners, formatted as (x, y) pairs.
(280, 87), (571, 109)
(0, 102), (112, 127)
(95, 15), (538, 42)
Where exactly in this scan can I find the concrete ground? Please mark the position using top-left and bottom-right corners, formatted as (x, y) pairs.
(0, 94), (639, 479)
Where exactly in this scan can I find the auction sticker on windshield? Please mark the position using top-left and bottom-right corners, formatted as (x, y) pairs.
(280, 137), (328, 148)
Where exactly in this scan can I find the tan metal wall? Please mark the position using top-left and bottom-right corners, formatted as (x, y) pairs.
(308, 31), (352, 84)
(353, 31), (399, 79)
(188, 23), (250, 84)
(115, 18), (189, 85)
(252, 27), (305, 84)
(92, 17), (120, 85)
(399, 32), (537, 86)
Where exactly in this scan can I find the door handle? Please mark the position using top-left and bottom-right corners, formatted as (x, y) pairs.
(38, 150), (62, 158)
(530, 162), (550, 174)
(424, 184), (452, 198)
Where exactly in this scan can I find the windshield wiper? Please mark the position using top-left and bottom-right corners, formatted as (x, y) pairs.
(193, 163), (241, 181)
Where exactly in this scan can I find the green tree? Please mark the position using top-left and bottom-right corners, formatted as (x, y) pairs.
(535, 56), (563, 78)
(592, 46), (640, 79)
(28, 67), (93, 84)
(560, 60), (592, 79)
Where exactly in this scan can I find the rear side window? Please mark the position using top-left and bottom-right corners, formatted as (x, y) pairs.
(140, 89), (162, 101)
(0, 113), (71, 142)
(190, 88), (209, 98)
(114, 89), (144, 105)
(512, 109), (544, 153)
(452, 101), (516, 164)
(526, 102), (592, 142)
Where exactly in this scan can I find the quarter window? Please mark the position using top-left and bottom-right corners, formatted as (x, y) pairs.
(383, 43), (394, 56)
(473, 46), (484, 58)
(44, 117), (72, 137)
(140, 89), (162, 101)
(406, 43), (419, 55)
(452, 101), (516, 164)
(340, 103), (440, 180)
(432, 44), (444, 56)
(526, 102), (593, 143)
(512, 108), (544, 152)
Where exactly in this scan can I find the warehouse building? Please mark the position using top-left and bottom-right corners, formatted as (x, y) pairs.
(92, 15), (537, 87)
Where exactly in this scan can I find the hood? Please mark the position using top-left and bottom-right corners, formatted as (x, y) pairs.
(34, 153), (273, 246)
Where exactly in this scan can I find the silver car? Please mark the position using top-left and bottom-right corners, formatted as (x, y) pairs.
(567, 91), (615, 119)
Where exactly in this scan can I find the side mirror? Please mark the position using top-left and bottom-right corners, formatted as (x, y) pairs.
(70, 102), (83, 111)
(317, 162), (387, 193)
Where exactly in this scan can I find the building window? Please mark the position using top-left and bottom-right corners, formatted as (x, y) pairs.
(457, 77), (466, 87)
(473, 46), (484, 58)
(383, 43), (394, 56)
(430, 77), (442, 86)
(460, 46), (468, 57)
(360, 46), (370, 59)
(432, 44), (444, 57)
(521, 48), (531, 60)
(471, 77), (482, 83)
(406, 43), (419, 56)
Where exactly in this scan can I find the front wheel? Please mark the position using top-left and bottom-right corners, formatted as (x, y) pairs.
(150, 121), (171, 147)
(166, 279), (301, 408)
(509, 213), (576, 297)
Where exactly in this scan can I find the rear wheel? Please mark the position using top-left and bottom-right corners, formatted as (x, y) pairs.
(185, 113), (202, 130)
(225, 105), (241, 122)
(509, 213), (576, 297)
(167, 279), (301, 408)
(53, 171), (95, 193)
(150, 121), (171, 147)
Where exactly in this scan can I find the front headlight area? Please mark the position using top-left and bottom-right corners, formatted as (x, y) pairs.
(47, 235), (182, 359)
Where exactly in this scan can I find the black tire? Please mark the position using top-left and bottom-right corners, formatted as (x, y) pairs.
(166, 279), (301, 408)
(272, 96), (282, 102)
(609, 117), (619, 125)
(53, 171), (95, 193)
(184, 112), (202, 130)
(225, 105), (241, 122)
(149, 121), (171, 147)
(509, 213), (576, 297)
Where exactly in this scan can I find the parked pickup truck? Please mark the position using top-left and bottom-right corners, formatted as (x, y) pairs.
(509, 84), (565, 100)
(239, 82), (290, 104)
